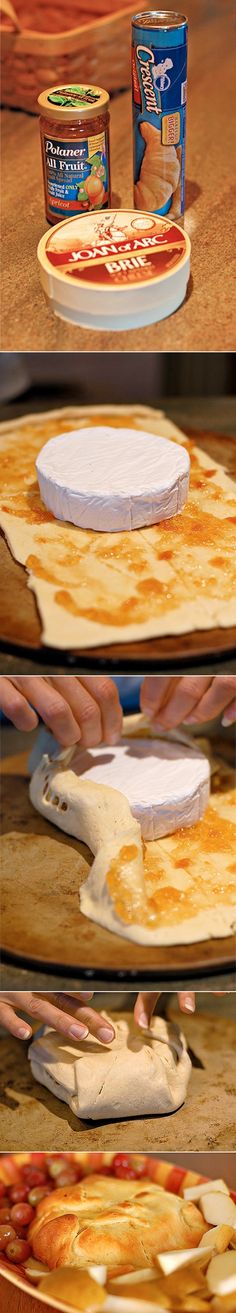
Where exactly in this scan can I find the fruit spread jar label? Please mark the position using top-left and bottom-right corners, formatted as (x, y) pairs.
(42, 130), (109, 220)
(38, 83), (110, 225)
(132, 12), (188, 219)
(45, 210), (187, 286)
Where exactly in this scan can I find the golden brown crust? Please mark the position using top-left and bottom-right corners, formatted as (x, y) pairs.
(29, 1175), (207, 1269)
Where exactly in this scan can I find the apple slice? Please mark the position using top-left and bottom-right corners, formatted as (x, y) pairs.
(199, 1225), (234, 1254)
(90, 1267), (107, 1285)
(157, 1248), (213, 1276)
(207, 1251), (236, 1295)
(177, 1300), (210, 1312)
(200, 1193), (236, 1228)
(184, 1180), (229, 1203)
(211, 1297), (236, 1312)
(108, 1271), (155, 1288)
(156, 1263), (207, 1302)
(104, 1297), (168, 1313)
(23, 1257), (50, 1283)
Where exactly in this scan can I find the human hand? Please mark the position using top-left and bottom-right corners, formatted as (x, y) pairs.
(0, 675), (122, 747)
(141, 676), (236, 731)
(134, 993), (197, 1027)
(134, 992), (226, 1027)
(0, 992), (115, 1045)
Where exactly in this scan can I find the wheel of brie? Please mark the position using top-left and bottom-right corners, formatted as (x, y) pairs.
(30, 732), (210, 843)
(36, 426), (190, 531)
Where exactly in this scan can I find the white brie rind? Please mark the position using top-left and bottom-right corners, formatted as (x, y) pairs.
(36, 426), (190, 532)
(30, 735), (210, 844)
(60, 737), (210, 842)
(29, 1014), (191, 1120)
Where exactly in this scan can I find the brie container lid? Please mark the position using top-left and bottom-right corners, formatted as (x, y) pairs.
(37, 208), (191, 331)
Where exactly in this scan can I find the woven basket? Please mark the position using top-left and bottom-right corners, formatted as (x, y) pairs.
(0, 0), (138, 111)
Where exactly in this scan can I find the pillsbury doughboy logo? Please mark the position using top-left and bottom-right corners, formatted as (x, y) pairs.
(153, 58), (173, 92)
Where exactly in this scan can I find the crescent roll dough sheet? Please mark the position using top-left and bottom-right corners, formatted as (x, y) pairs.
(29, 1014), (191, 1120)
(29, 723), (236, 947)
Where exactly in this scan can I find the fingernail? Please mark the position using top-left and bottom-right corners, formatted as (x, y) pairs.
(183, 716), (197, 724)
(79, 992), (94, 999)
(18, 1026), (32, 1039)
(106, 731), (120, 745)
(69, 1024), (89, 1039)
(183, 996), (195, 1013)
(97, 1027), (114, 1043)
(138, 1013), (149, 1029)
(222, 714), (234, 727)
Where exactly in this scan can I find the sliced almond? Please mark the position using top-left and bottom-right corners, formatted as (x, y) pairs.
(157, 1249), (213, 1276)
(184, 1181), (230, 1203)
(199, 1226), (234, 1254)
(207, 1251), (236, 1296)
(200, 1194), (236, 1229)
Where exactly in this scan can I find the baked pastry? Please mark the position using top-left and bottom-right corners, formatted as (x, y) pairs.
(29, 1013), (191, 1120)
(30, 1174), (207, 1268)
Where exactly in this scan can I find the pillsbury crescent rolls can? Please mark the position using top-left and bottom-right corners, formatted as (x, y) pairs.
(132, 11), (188, 219)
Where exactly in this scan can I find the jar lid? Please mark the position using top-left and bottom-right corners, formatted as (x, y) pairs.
(37, 208), (191, 332)
(38, 83), (110, 123)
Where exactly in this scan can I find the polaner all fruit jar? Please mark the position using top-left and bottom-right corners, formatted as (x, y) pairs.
(132, 11), (188, 220)
(38, 83), (111, 225)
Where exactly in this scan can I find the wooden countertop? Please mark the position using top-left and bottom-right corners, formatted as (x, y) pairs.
(0, 1277), (53, 1313)
(1, 0), (235, 352)
(0, 1007), (235, 1153)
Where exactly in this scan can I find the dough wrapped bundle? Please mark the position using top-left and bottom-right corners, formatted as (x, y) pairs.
(29, 1170), (206, 1269)
(29, 1013), (191, 1120)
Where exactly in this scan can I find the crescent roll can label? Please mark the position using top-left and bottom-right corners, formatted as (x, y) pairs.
(132, 12), (188, 219)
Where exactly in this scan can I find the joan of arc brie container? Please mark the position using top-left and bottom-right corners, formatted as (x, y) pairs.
(132, 11), (188, 219)
(37, 208), (191, 330)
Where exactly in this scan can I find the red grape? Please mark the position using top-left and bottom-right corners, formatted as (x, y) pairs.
(21, 1167), (46, 1187)
(112, 1154), (137, 1179)
(0, 1224), (16, 1251)
(0, 1207), (11, 1223)
(6, 1238), (31, 1263)
(55, 1169), (79, 1187)
(14, 1224), (30, 1239)
(0, 1184), (7, 1200)
(28, 1186), (52, 1206)
(46, 1157), (67, 1179)
(30, 1154), (47, 1167)
(9, 1185), (29, 1204)
(10, 1203), (34, 1227)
